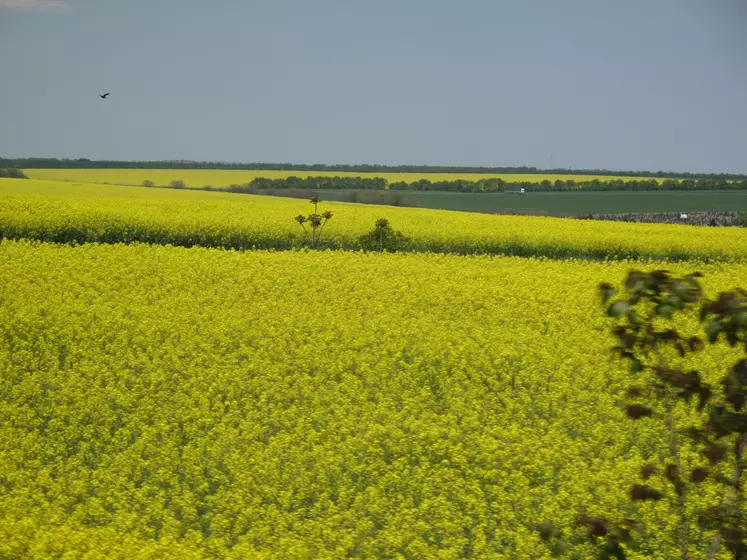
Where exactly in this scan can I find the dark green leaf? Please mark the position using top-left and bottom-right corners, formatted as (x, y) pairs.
(626, 386), (644, 398)
(608, 301), (630, 319)
(577, 516), (609, 538)
(712, 474), (734, 487)
(626, 405), (653, 419)
(665, 464), (685, 495)
(624, 271), (646, 291)
(697, 387), (712, 412)
(654, 304), (673, 318)
(726, 330), (739, 347)
(688, 336), (704, 352)
(706, 321), (722, 344)
(628, 359), (644, 374)
(602, 542), (627, 560)
(699, 305), (710, 322)
(703, 443), (727, 464)
(550, 539), (568, 557)
(626, 309), (640, 325)
(690, 467), (709, 483)
(538, 522), (557, 542)
(630, 484), (664, 501)
(600, 283), (618, 305)
(640, 464), (656, 480)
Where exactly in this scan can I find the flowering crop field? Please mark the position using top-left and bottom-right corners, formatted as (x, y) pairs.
(3, 179), (747, 262)
(23, 168), (662, 188)
(1, 239), (744, 559)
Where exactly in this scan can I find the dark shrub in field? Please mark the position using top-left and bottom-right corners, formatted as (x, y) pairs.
(0, 168), (28, 179)
(359, 218), (409, 253)
(227, 184), (256, 194)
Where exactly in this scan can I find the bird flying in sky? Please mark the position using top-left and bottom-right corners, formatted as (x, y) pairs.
(99, 93), (110, 99)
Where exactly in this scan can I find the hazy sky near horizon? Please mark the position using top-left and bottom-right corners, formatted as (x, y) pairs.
(2, 0), (746, 173)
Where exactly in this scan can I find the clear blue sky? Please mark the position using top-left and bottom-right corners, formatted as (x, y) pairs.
(2, 0), (746, 173)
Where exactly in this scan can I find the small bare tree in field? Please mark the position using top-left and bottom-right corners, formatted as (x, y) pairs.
(294, 197), (333, 249)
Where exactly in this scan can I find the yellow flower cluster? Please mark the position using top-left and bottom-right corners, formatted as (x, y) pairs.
(0, 239), (743, 559)
(2, 179), (747, 262)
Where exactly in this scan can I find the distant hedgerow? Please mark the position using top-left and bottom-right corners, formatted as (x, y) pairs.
(0, 168), (28, 179)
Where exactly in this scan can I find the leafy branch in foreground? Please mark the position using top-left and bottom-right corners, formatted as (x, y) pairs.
(294, 196), (333, 248)
(539, 270), (747, 559)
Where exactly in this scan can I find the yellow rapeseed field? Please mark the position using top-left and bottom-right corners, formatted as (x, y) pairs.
(0, 239), (743, 559)
(3, 179), (746, 262)
(23, 168), (663, 187)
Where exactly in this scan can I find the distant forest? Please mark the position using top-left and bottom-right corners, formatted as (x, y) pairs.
(237, 176), (747, 193)
(2, 157), (746, 181)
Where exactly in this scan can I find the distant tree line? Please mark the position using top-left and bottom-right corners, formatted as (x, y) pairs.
(243, 176), (387, 191)
(2, 157), (746, 181)
(0, 168), (28, 179)
(222, 176), (747, 193)
(225, 185), (420, 208)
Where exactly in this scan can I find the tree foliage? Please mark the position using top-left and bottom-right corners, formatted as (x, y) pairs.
(0, 168), (28, 179)
(540, 270), (747, 559)
(229, 176), (747, 193)
(358, 218), (409, 253)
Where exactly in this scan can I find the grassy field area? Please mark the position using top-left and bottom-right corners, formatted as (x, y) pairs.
(24, 168), (668, 187)
(315, 189), (747, 214)
(2, 178), (747, 261)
